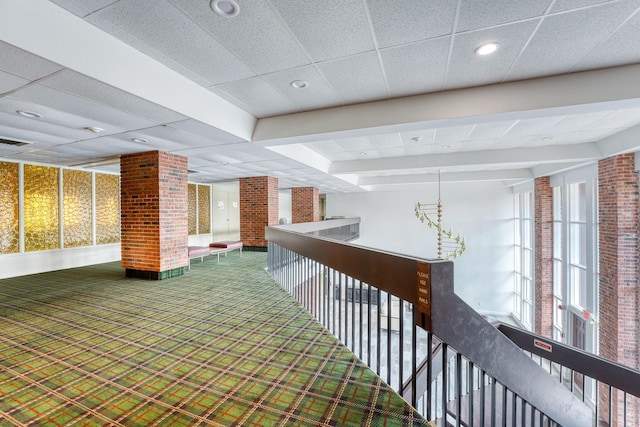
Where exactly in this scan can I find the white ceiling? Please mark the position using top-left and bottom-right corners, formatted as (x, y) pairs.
(1, 0), (640, 192)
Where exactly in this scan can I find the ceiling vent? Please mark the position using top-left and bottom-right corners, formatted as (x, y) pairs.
(0, 137), (33, 147)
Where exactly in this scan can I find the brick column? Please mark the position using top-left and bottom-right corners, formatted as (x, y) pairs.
(291, 187), (319, 224)
(598, 153), (639, 426)
(534, 176), (553, 338)
(120, 151), (188, 279)
(239, 176), (279, 250)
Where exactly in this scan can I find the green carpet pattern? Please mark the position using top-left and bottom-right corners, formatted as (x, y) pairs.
(0, 252), (429, 426)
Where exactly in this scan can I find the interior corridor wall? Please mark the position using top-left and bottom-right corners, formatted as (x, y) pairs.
(326, 181), (514, 315)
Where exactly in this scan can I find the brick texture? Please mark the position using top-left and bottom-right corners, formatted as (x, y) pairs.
(598, 153), (639, 426)
(291, 187), (319, 224)
(239, 176), (279, 248)
(120, 151), (188, 274)
(534, 176), (553, 338)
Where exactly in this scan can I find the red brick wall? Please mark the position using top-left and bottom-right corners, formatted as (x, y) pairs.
(598, 153), (639, 426)
(120, 151), (188, 273)
(239, 176), (279, 248)
(291, 187), (319, 224)
(534, 176), (553, 337)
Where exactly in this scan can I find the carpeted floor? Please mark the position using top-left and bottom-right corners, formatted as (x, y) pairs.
(0, 252), (429, 426)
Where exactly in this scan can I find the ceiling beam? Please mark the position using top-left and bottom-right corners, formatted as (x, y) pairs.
(357, 169), (534, 186)
(254, 64), (640, 145)
(329, 143), (602, 174)
(0, 0), (256, 141)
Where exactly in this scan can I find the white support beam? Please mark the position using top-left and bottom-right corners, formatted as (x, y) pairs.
(254, 64), (640, 145)
(329, 143), (602, 174)
(0, 0), (256, 141)
(357, 169), (534, 186)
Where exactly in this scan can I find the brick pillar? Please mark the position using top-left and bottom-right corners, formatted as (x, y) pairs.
(120, 151), (188, 279)
(239, 176), (279, 250)
(598, 153), (639, 426)
(291, 187), (319, 224)
(534, 176), (553, 338)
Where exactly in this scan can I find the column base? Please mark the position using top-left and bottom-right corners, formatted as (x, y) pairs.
(125, 267), (185, 280)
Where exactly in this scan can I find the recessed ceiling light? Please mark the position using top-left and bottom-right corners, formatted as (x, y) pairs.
(542, 136), (553, 141)
(411, 136), (423, 142)
(475, 42), (500, 56)
(359, 152), (367, 156)
(442, 145), (453, 149)
(16, 110), (42, 119)
(84, 126), (103, 134)
(131, 138), (148, 143)
(210, 0), (239, 17)
(290, 80), (308, 89)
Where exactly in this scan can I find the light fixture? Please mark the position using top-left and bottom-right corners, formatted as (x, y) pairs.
(131, 138), (148, 143)
(475, 42), (500, 56)
(359, 152), (367, 156)
(16, 110), (42, 119)
(210, 0), (239, 17)
(442, 145), (453, 149)
(290, 80), (308, 89)
(411, 136), (423, 142)
(542, 136), (553, 141)
(84, 126), (103, 134)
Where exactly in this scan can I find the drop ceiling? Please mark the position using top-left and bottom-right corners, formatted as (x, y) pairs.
(1, 0), (640, 193)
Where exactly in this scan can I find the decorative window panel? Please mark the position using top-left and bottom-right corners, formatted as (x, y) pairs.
(198, 185), (211, 234)
(188, 183), (197, 235)
(24, 164), (60, 252)
(63, 170), (92, 248)
(95, 173), (120, 244)
(0, 161), (19, 254)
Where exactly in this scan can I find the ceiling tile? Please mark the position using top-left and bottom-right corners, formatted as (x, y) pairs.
(507, 1), (640, 80)
(262, 65), (342, 112)
(380, 37), (451, 97)
(10, 84), (156, 132)
(213, 77), (298, 118)
(367, 0), (457, 48)
(168, 120), (246, 144)
(0, 71), (28, 94)
(171, 0), (311, 74)
(268, 0), (374, 62)
(40, 70), (186, 124)
(50, 0), (119, 17)
(434, 125), (475, 145)
(87, 0), (255, 86)
(468, 121), (517, 140)
(588, 108), (640, 130)
(445, 20), (538, 89)
(316, 52), (388, 105)
(550, 0), (612, 13)
(504, 117), (564, 138)
(457, 0), (552, 32)
(0, 41), (63, 81)
(572, 4), (640, 72)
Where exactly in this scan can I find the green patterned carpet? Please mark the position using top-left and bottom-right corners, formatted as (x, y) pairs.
(0, 252), (429, 426)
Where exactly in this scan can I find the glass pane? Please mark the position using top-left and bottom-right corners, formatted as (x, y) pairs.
(514, 273), (522, 295)
(570, 266), (587, 308)
(95, 173), (120, 245)
(63, 169), (92, 248)
(523, 219), (531, 248)
(188, 183), (197, 235)
(523, 192), (531, 219)
(553, 260), (563, 296)
(569, 182), (586, 222)
(553, 220), (562, 258)
(523, 248), (532, 278)
(198, 185), (211, 234)
(24, 164), (59, 251)
(0, 161), (19, 254)
(569, 223), (587, 265)
(553, 186), (562, 221)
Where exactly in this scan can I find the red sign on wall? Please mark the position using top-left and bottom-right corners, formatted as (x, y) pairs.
(534, 339), (552, 353)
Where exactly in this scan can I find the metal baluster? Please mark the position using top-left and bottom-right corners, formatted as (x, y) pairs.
(442, 343), (448, 425)
(398, 298), (404, 392)
(426, 331), (433, 420)
(468, 361), (474, 427)
(367, 283), (372, 367)
(387, 294), (392, 386)
(351, 276), (355, 352)
(490, 378), (496, 427)
(608, 384), (612, 427)
(480, 370), (486, 426)
(337, 273), (342, 342)
(377, 288), (381, 375)
(411, 313), (417, 409)
(455, 353), (462, 427)
(511, 391), (516, 427)
(359, 280), (363, 360)
(501, 383), (507, 427)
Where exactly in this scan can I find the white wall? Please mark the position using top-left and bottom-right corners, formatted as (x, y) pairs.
(0, 244), (121, 279)
(278, 189), (292, 225)
(326, 182), (514, 315)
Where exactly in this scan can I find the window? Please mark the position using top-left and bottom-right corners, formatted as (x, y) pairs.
(514, 191), (533, 329)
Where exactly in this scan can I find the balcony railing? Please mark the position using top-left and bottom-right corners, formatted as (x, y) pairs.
(266, 218), (592, 426)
